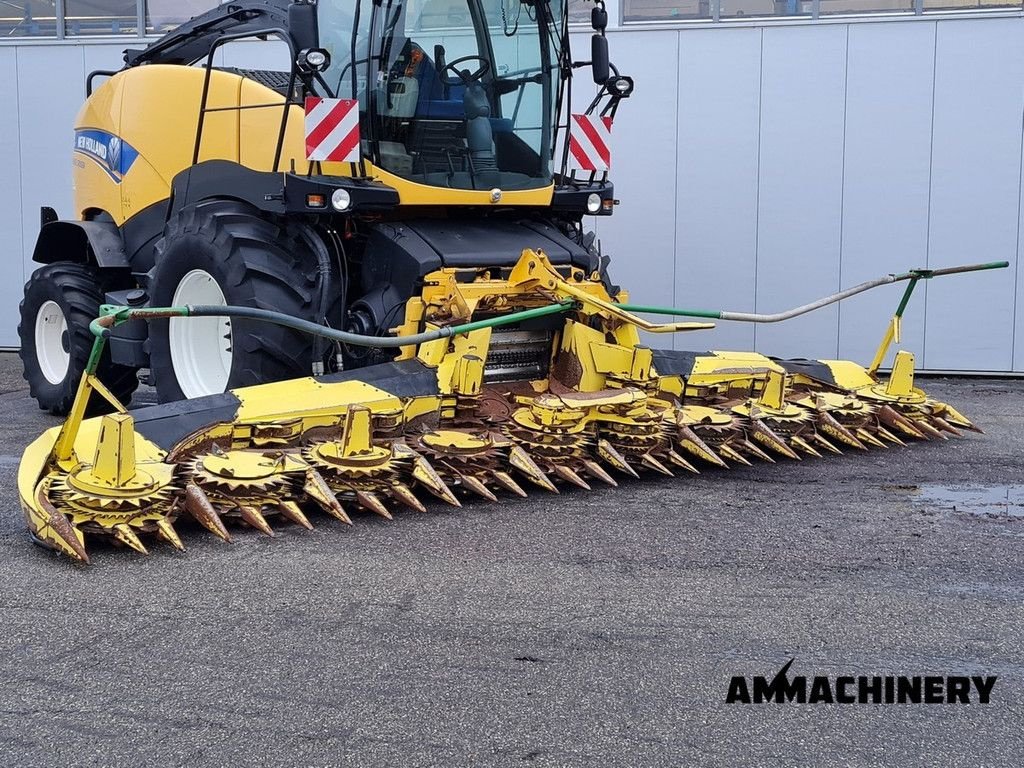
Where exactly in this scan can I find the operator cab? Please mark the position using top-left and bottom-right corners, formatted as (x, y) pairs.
(320, 0), (559, 191)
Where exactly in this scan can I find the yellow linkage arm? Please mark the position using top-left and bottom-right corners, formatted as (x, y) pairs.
(508, 249), (715, 334)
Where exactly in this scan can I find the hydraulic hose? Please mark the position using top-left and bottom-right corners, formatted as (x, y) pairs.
(90, 301), (578, 348)
(87, 261), (1008, 363)
(297, 224), (334, 370)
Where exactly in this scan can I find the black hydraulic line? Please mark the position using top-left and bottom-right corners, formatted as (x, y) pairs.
(92, 302), (577, 349)
(297, 224), (334, 369)
(183, 302), (576, 347)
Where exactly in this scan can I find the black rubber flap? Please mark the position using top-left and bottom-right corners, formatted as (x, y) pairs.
(319, 359), (439, 399)
(651, 349), (711, 378)
(771, 357), (837, 386)
(132, 393), (242, 451)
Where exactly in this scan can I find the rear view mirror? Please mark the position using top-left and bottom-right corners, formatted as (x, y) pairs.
(289, 1), (319, 53)
(591, 35), (609, 85)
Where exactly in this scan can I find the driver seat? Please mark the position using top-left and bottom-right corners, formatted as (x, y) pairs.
(462, 81), (497, 173)
(398, 42), (501, 182)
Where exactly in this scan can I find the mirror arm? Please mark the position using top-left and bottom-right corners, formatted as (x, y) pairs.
(591, 0), (609, 34)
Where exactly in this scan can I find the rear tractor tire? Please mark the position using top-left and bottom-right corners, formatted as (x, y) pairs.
(18, 262), (140, 416)
(147, 202), (323, 404)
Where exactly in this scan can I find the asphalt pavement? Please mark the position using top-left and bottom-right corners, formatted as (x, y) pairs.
(0, 352), (1021, 767)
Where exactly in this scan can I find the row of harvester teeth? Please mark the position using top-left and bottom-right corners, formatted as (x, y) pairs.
(174, 408), (614, 541)
(665, 364), (980, 471)
(176, 409), (465, 537)
(35, 357), (981, 562)
(177, 390), (980, 543)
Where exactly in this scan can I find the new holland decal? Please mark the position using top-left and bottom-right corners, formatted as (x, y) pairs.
(73, 129), (140, 183)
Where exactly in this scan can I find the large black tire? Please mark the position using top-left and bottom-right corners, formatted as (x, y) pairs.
(147, 201), (322, 404)
(18, 262), (140, 416)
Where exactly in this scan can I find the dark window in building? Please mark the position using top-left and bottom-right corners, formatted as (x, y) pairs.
(818, 0), (913, 14)
(64, 0), (137, 35)
(568, 0), (593, 22)
(623, 0), (714, 21)
(146, 1), (222, 35)
(719, 0), (810, 17)
(923, 0), (1021, 9)
(1, 1), (58, 36)
(624, 0), (1021, 19)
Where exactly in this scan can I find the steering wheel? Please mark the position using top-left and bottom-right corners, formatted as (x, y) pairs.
(443, 55), (491, 86)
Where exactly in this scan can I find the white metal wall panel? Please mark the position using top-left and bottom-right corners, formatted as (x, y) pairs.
(754, 24), (848, 361)
(1017, 144), (1024, 372)
(675, 26), (762, 353)
(221, 39), (292, 70)
(837, 21), (936, 367)
(1, 16), (1022, 371)
(15, 46), (84, 348)
(0, 49), (24, 347)
(925, 18), (1024, 371)
(594, 31), (681, 347)
(82, 43), (128, 81)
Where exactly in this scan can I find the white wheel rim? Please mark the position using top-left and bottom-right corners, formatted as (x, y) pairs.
(34, 300), (70, 385)
(169, 269), (233, 398)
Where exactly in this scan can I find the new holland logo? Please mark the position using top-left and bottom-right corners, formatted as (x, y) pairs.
(73, 129), (139, 184)
(726, 659), (997, 705)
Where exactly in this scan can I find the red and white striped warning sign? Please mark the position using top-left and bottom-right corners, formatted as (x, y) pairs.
(568, 114), (613, 172)
(304, 97), (360, 163)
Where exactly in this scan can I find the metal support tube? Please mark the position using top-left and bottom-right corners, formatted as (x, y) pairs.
(618, 261), (1008, 324)
(718, 275), (900, 323)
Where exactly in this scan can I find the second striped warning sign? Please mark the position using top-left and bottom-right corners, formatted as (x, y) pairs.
(304, 97), (360, 163)
(569, 113), (613, 172)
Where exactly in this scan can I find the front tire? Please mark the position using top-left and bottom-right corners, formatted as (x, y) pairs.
(148, 201), (321, 403)
(18, 262), (140, 415)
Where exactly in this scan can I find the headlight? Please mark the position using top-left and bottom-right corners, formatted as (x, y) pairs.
(609, 76), (634, 97)
(297, 47), (331, 73)
(331, 188), (352, 212)
(586, 193), (602, 214)
(306, 50), (329, 70)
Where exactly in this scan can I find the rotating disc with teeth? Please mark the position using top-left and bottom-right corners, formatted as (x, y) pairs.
(793, 392), (873, 451)
(672, 405), (748, 467)
(857, 389), (972, 441)
(408, 429), (534, 500)
(44, 462), (179, 556)
(303, 439), (413, 519)
(185, 450), (307, 536)
(188, 450), (296, 498)
(597, 412), (680, 478)
(850, 350), (978, 439)
(731, 399), (820, 460)
(506, 402), (602, 490)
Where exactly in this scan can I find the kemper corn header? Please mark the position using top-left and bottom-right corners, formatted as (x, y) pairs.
(17, 0), (1007, 563)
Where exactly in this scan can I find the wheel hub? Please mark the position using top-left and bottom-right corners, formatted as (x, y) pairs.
(169, 269), (233, 398)
(34, 300), (70, 385)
